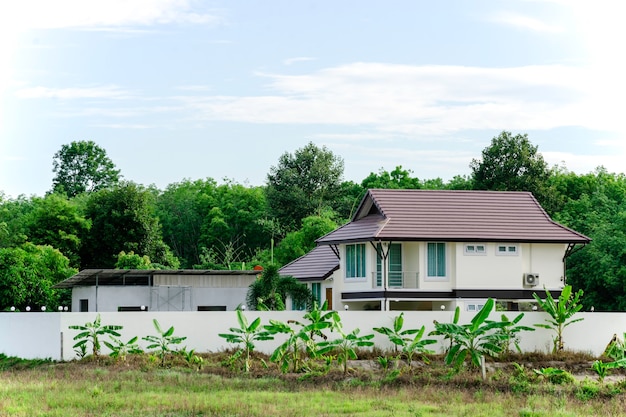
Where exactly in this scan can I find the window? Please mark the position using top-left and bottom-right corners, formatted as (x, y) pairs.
(427, 242), (446, 277)
(376, 243), (403, 287)
(312, 283), (322, 305)
(464, 244), (486, 255)
(79, 299), (89, 312)
(496, 244), (518, 256)
(345, 244), (366, 278)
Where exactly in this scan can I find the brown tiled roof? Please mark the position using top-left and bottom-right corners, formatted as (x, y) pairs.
(279, 245), (339, 282)
(317, 189), (590, 245)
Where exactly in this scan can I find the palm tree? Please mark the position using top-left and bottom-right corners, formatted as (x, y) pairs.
(246, 264), (313, 310)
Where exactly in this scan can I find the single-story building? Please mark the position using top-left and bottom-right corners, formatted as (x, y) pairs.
(54, 269), (262, 312)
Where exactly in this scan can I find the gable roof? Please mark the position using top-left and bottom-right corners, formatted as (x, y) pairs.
(278, 245), (339, 282)
(317, 189), (590, 245)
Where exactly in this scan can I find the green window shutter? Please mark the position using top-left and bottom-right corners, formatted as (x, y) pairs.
(428, 242), (446, 277)
(388, 244), (402, 287)
(376, 243), (382, 286)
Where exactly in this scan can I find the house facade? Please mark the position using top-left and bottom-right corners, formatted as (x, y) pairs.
(280, 189), (590, 312)
(54, 269), (261, 312)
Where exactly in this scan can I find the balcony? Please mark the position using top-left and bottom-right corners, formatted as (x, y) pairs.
(372, 271), (419, 289)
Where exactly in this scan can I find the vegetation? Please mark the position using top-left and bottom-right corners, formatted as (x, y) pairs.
(142, 319), (187, 366)
(68, 314), (123, 357)
(533, 285), (584, 352)
(51, 140), (121, 197)
(218, 309), (274, 372)
(2, 136), (626, 312)
(246, 264), (312, 311)
(2, 352), (626, 417)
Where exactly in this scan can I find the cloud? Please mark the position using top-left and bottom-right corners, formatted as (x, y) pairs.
(15, 85), (133, 99)
(0, 0), (221, 31)
(488, 11), (564, 33)
(181, 62), (608, 138)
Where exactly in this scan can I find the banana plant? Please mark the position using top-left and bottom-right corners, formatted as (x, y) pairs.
(69, 314), (123, 357)
(103, 336), (143, 361)
(487, 313), (535, 355)
(264, 301), (338, 373)
(374, 313), (436, 367)
(533, 285), (584, 352)
(142, 319), (187, 367)
(432, 298), (507, 372)
(218, 309), (274, 372)
(316, 314), (375, 375)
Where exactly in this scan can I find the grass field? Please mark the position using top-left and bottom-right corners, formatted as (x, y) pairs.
(1, 353), (626, 417)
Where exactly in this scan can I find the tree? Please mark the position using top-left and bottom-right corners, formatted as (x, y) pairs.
(361, 166), (421, 190)
(80, 182), (178, 269)
(51, 140), (121, 197)
(0, 243), (76, 311)
(470, 131), (552, 210)
(273, 213), (337, 266)
(23, 194), (90, 268)
(246, 264), (312, 311)
(115, 251), (152, 269)
(266, 142), (344, 231)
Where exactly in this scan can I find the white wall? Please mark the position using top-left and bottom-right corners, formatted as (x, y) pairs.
(1, 311), (624, 361)
(71, 286), (249, 312)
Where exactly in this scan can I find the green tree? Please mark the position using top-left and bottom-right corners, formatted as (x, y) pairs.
(115, 251), (152, 269)
(551, 168), (626, 311)
(246, 264), (312, 311)
(273, 213), (338, 266)
(470, 131), (553, 211)
(0, 243), (76, 310)
(23, 194), (90, 268)
(361, 166), (421, 189)
(0, 195), (32, 248)
(81, 182), (178, 269)
(51, 140), (121, 197)
(266, 142), (344, 231)
(198, 181), (268, 268)
(156, 179), (216, 268)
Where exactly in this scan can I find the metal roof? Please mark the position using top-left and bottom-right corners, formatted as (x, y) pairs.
(317, 189), (591, 245)
(279, 245), (339, 282)
(54, 269), (262, 289)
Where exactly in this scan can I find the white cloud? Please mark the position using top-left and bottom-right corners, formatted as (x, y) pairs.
(0, 0), (221, 30)
(15, 85), (133, 99)
(182, 62), (609, 138)
(488, 11), (563, 33)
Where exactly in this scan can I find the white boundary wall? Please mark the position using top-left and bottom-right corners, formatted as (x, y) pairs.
(1, 311), (625, 361)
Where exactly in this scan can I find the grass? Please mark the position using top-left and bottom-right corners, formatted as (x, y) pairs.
(1, 352), (626, 416)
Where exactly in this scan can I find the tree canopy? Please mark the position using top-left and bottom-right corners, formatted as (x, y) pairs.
(266, 142), (344, 231)
(51, 140), (121, 197)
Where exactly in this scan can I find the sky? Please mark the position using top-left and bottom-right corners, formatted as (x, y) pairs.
(1, 0), (625, 198)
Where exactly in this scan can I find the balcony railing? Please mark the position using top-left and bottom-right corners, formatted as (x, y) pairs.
(371, 271), (419, 289)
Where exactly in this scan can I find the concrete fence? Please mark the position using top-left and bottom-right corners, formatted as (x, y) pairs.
(1, 311), (624, 361)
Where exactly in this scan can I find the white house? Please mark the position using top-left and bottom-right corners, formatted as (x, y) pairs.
(280, 189), (590, 312)
(54, 269), (262, 312)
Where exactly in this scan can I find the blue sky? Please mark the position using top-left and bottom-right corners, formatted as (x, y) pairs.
(1, 1), (624, 198)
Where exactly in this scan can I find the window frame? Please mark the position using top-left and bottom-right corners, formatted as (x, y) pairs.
(425, 242), (448, 280)
(464, 243), (487, 256)
(495, 244), (519, 256)
(345, 243), (367, 280)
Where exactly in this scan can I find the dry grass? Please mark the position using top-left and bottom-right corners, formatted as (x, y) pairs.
(1, 352), (626, 416)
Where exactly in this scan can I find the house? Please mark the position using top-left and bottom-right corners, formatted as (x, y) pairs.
(279, 189), (590, 311)
(54, 269), (262, 312)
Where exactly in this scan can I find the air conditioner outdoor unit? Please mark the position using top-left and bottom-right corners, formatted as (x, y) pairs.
(524, 273), (539, 287)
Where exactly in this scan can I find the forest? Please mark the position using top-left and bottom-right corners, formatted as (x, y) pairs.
(1, 131), (626, 312)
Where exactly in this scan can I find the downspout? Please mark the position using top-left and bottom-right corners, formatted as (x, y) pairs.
(95, 273), (99, 312)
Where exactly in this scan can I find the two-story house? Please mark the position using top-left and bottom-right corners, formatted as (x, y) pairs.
(279, 189), (590, 311)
